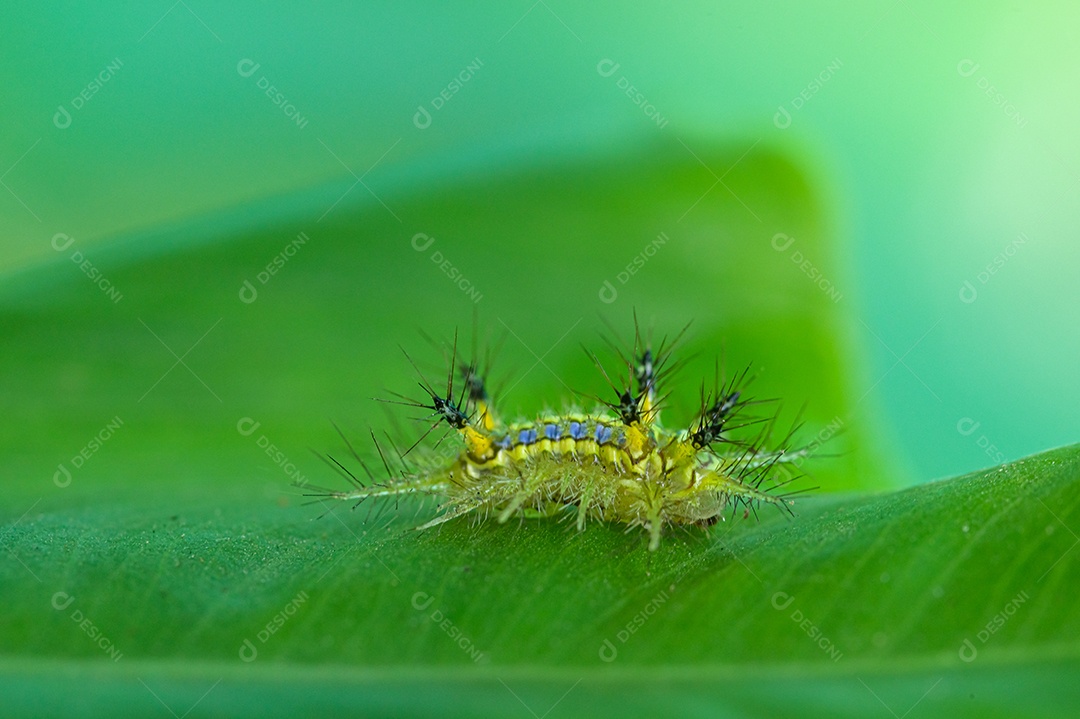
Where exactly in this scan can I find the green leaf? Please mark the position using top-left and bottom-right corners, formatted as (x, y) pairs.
(3, 444), (1079, 718)
(5, 141), (1073, 717)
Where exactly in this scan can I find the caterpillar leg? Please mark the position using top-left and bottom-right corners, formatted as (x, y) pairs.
(496, 479), (556, 523)
(646, 512), (664, 552)
(575, 484), (596, 531)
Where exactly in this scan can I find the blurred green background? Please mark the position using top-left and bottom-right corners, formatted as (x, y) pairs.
(3, 1), (1077, 483)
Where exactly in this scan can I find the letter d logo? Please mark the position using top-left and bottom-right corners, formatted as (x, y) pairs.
(596, 59), (620, 78)
(53, 105), (72, 129)
(237, 59), (261, 78)
(773, 106), (792, 130)
(413, 105), (432, 130)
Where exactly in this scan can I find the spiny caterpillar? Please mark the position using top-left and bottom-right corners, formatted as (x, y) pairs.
(307, 321), (813, 551)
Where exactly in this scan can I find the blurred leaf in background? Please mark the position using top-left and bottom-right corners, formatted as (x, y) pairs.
(2, 1), (1079, 717)
(2, 1), (1078, 480)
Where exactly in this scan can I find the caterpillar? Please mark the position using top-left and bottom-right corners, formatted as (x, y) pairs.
(306, 320), (813, 551)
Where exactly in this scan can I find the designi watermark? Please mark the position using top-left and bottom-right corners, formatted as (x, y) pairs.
(957, 60), (1027, 129)
(411, 591), (486, 663)
(237, 59), (309, 130)
(239, 232), (309, 303)
(958, 233), (1029, 304)
(772, 591), (843, 662)
(598, 588), (670, 662)
(598, 232), (669, 304)
(596, 59), (669, 129)
(956, 417), (1005, 465)
(237, 417), (309, 487)
(51, 233), (123, 304)
(52, 591), (123, 661)
(958, 590), (1029, 662)
(413, 58), (484, 130)
(771, 232), (842, 302)
(53, 58), (124, 129)
(410, 233), (483, 304)
(54, 416), (124, 488)
(774, 58), (843, 129)
(239, 590), (310, 662)
(792, 415), (843, 467)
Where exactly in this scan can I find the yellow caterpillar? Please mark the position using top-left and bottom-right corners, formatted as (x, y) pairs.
(307, 323), (811, 551)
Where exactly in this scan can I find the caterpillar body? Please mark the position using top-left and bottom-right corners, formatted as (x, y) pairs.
(307, 322), (811, 551)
